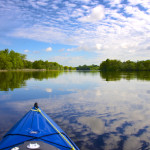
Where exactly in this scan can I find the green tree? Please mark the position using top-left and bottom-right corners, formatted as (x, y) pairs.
(24, 60), (33, 69)
(9, 50), (26, 69)
(100, 59), (122, 71)
(122, 60), (136, 71)
(0, 49), (12, 69)
(32, 60), (45, 69)
(64, 66), (69, 70)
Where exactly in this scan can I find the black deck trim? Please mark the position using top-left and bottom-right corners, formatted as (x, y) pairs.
(3, 132), (65, 139)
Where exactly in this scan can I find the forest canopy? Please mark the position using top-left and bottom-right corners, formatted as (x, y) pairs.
(76, 64), (99, 70)
(100, 59), (150, 71)
(0, 49), (65, 70)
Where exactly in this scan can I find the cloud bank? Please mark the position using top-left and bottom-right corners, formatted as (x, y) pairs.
(0, 0), (150, 63)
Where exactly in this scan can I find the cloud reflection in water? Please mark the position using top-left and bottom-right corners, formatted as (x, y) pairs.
(0, 71), (150, 149)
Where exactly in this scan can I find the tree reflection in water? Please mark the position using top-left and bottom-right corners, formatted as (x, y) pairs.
(0, 71), (63, 91)
(100, 71), (150, 81)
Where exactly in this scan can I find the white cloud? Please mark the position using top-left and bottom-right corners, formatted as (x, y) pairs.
(64, 1), (76, 7)
(24, 49), (29, 53)
(0, 95), (11, 101)
(121, 43), (128, 49)
(123, 136), (141, 150)
(45, 88), (52, 92)
(28, 0), (39, 9)
(78, 5), (105, 22)
(1, 0), (150, 62)
(128, 0), (150, 9)
(78, 117), (105, 134)
(82, 5), (90, 10)
(96, 44), (102, 50)
(66, 42), (103, 53)
(71, 9), (84, 18)
(37, 0), (48, 6)
(95, 89), (101, 96)
(104, 0), (121, 7)
(48, 56), (101, 66)
(10, 25), (68, 44)
(46, 47), (52, 52)
(33, 50), (40, 54)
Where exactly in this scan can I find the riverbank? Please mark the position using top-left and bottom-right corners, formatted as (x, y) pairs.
(0, 69), (47, 72)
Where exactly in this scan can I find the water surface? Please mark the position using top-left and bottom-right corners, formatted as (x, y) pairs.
(0, 71), (150, 150)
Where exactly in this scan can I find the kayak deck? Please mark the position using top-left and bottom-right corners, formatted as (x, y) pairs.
(0, 103), (79, 150)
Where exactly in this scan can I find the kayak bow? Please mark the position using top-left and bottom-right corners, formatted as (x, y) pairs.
(0, 103), (80, 150)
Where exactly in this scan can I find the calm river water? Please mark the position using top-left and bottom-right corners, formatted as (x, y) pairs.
(0, 71), (150, 150)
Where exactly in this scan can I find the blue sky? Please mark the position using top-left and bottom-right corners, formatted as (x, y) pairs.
(0, 0), (150, 66)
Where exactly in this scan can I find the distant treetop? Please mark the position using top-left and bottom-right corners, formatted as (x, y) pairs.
(100, 59), (150, 71)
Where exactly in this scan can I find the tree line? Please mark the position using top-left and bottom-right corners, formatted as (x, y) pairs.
(0, 49), (75, 70)
(100, 59), (150, 71)
(1, 49), (150, 71)
(76, 64), (99, 70)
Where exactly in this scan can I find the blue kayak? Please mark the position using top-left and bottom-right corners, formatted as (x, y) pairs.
(0, 103), (80, 150)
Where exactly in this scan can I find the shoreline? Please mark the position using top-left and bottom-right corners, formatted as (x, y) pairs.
(0, 69), (57, 72)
